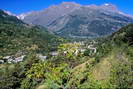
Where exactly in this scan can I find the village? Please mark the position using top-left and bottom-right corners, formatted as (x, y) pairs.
(0, 41), (97, 64)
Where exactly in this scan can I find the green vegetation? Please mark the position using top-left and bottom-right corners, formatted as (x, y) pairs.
(0, 10), (133, 89)
(0, 10), (66, 56)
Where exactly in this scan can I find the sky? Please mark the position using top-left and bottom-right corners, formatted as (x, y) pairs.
(0, 0), (133, 15)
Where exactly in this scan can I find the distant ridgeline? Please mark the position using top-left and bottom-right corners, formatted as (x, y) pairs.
(0, 10), (65, 56)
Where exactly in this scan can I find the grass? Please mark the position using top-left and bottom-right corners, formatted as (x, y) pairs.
(92, 58), (111, 80)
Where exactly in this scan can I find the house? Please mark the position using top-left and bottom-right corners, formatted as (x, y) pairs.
(50, 51), (58, 56)
(3, 56), (13, 63)
(14, 55), (26, 63)
(88, 45), (97, 53)
(0, 60), (4, 63)
(37, 54), (47, 61)
(3, 55), (26, 63)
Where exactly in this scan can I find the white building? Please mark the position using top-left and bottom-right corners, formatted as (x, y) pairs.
(37, 54), (47, 61)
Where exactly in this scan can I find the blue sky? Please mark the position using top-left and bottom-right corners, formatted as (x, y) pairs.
(0, 0), (132, 15)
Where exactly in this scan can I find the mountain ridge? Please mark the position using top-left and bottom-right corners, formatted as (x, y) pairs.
(3, 2), (133, 38)
(15, 2), (133, 38)
(17, 2), (131, 20)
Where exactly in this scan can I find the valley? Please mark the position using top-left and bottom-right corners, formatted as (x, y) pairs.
(0, 2), (133, 89)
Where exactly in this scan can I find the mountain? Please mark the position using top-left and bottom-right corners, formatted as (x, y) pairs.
(48, 6), (133, 38)
(3, 10), (16, 16)
(0, 10), (64, 56)
(18, 2), (81, 26)
(0, 10), (24, 24)
(18, 2), (133, 38)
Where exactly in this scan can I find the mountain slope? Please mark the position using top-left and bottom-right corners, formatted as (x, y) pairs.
(66, 24), (133, 88)
(0, 10), (64, 56)
(111, 24), (133, 45)
(24, 24), (133, 89)
(0, 10), (24, 24)
(18, 2), (80, 26)
(48, 6), (133, 38)
(18, 2), (133, 38)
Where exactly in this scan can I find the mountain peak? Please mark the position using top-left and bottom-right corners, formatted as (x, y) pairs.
(3, 10), (16, 16)
(17, 12), (34, 20)
(61, 2), (80, 6)
(100, 3), (118, 11)
(60, 2), (81, 9)
(104, 3), (110, 6)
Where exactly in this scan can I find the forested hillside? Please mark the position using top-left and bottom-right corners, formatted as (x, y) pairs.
(0, 10), (65, 56)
